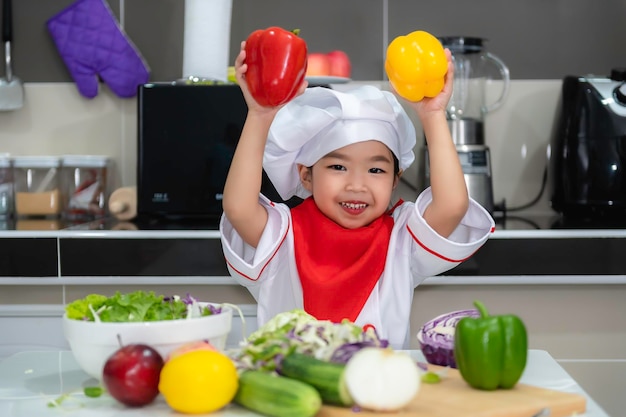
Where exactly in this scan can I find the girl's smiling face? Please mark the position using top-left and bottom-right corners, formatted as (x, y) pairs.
(298, 140), (400, 229)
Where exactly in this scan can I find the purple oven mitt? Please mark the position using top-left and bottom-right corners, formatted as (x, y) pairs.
(46, 0), (150, 99)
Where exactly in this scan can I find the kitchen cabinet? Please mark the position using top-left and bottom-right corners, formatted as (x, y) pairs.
(3, 215), (626, 278)
(8, 0), (626, 82)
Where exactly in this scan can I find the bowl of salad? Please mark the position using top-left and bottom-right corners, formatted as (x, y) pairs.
(62, 290), (233, 380)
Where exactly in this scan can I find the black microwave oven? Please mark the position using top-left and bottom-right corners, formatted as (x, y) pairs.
(137, 83), (289, 221)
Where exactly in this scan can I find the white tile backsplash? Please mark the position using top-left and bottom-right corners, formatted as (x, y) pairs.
(0, 80), (564, 214)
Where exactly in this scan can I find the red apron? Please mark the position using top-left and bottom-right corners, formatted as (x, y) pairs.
(291, 197), (394, 323)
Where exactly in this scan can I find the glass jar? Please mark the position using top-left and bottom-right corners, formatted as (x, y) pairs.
(15, 218), (63, 230)
(0, 153), (13, 218)
(61, 155), (111, 220)
(13, 156), (62, 218)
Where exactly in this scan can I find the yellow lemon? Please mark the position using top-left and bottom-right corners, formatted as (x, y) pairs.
(159, 349), (238, 414)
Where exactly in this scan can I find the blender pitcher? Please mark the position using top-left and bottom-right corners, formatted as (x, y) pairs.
(440, 36), (510, 145)
(420, 37), (510, 214)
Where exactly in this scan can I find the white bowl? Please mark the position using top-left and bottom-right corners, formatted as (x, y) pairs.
(63, 303), (232, 380)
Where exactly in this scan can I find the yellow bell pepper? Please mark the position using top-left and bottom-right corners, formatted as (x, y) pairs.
(385, 30), (448, 102)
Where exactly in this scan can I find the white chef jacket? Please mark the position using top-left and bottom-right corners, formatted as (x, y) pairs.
(219, 187), (495, 349)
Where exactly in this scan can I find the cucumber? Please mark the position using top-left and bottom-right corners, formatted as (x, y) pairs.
(233, 371), (322, 417)
(280, 352), (354, 407)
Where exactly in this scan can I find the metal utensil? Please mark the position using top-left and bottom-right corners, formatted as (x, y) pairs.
(0, 0), (23, 111)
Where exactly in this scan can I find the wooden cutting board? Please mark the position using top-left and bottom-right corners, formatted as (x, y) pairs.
(317, 365), (586, 417)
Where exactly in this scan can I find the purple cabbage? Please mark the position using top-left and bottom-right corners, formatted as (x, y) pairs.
(329, 339), (390, 364)
(165, 293), (222, 315)
(203, 304), (222, 315)
(416, 309), (479, 368)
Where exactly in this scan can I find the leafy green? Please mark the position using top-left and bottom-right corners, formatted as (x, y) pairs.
(421, 371), (442, 384)
(47, 394), (69, 408)
(65, 294), (108, 320)
(47, 386), (104, 408)
(65, 290), (217, 322)
(229, 309), (386, 372)
(83, 386), (105, 398)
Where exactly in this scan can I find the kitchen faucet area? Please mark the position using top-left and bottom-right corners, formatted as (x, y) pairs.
(0, 0), (625, 416)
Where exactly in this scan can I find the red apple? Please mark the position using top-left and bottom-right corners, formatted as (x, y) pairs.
(306, 53), (331, 76)
(327, 50), (351, 78)
(102, 344), (164, 407)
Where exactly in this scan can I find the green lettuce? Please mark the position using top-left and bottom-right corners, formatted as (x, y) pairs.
(65, 290), (204, 322)
(65, 294), (108, 321)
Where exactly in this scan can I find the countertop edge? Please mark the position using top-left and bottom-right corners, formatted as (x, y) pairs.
(422, 275), (626, 285)
(1, 228), (626, 239)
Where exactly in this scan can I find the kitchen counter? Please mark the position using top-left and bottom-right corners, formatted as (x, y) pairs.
(4, 206), (626, 232)
(0, 349), (609, 417)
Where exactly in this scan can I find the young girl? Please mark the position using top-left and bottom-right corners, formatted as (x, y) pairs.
(220, 42), (495, 349)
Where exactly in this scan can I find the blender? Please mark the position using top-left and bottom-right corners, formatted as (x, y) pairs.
(420, 37), (510, 214)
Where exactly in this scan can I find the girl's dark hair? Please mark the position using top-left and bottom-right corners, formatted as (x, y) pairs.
(393, 154), (400, 176)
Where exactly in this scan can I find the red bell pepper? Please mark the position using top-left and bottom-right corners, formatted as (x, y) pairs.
(245, 27), (308, 107)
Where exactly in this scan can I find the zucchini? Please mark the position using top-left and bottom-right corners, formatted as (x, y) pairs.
(280, 352), (353, 407)
(233, 371), (321, 417)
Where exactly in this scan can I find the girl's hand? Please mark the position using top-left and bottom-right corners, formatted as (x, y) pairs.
(234, 41), (268, 114)
(235, 41), (308, 116)
(404, 48), (454, 118)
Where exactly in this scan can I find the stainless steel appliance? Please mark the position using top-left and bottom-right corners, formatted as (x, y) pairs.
(419, 37), (510, 214)
(549, 69), (626, 219)
(136, 83), (287, 221)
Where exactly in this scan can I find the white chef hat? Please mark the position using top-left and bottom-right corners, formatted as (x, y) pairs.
(264, 85), (416, 200)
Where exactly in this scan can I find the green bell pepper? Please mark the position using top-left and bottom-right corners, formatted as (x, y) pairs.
(453, 300), (528, 390)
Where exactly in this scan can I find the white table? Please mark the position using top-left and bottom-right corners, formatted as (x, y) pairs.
(0, 349), (610, 417)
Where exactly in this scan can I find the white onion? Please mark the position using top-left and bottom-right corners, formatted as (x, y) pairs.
(344, 347), (420, 411)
